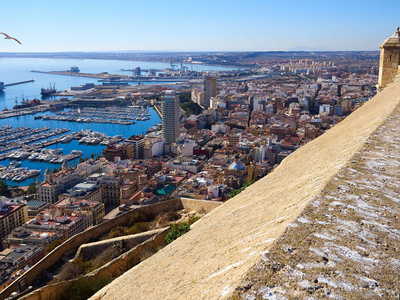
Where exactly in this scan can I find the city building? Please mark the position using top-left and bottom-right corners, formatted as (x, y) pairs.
(59, 181), (102, 203)
(162, 95), (179, 144)
(191, 89), (205, 107)
(2, 208), (92, 249)
(0, 198), (28, 243)
(36, 162), (85, 204)
(125, 135), (145, 160)
(204, 76), (217, 108)
(54, 197), (105, 225)
(77, 158), (106, 176)
(0, 244), (44, 271)
(133, 67), (141, 77)
(102, 144), (126, 161)
(101, 175), (122, 206)
(164, 156), (206, 174)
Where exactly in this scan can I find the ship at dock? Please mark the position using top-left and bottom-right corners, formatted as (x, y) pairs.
(41, 83), (57, 96)
(0, 82), (4, 91)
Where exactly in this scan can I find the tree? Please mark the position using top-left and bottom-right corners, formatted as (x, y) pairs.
(0, 181), (12, 198)
(179, 92), (191, 104)
(180, 102), (203, 115)
(229, 181), (255, 199)
(11, 186), (24, 197)
(27, 182), (37, 197)
(79, 157), (85, 164)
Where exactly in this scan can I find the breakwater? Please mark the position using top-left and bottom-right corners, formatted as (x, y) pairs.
(4, 80), (35, 87)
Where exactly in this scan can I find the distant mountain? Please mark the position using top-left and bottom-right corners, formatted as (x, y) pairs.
(289, 46), (332, 51)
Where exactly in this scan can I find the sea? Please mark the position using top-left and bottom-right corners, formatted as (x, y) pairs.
(0, 57), (234, 186)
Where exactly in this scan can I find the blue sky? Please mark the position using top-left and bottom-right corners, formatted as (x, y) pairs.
(0, 0), (398, 52)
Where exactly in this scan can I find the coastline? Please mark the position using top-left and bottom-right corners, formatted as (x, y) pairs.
(0, 54), (243, 69)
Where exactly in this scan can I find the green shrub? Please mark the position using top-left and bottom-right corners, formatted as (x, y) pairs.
(165, 223), (190, 244)
(229, 181), (255, 198)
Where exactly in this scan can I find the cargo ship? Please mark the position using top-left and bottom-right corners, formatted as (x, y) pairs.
(41, 83), (57, 96)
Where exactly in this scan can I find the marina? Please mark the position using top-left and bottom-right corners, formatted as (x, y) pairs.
(33, 106), (152, 125)
(0, 161), (40, 182)
(0, 57), (230, 186)
(0, 125), (125, 160)
(0, 127), (70, 153)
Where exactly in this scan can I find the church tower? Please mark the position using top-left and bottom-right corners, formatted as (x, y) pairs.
(377, 27), (400, 90)
(44, 167), (53, 184)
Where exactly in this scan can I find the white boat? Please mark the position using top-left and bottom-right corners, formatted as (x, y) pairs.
(71, 150), (83, 156)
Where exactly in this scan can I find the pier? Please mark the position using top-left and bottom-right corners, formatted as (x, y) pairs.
(4, 80), (35, 87)
(154, 104), (162, 118)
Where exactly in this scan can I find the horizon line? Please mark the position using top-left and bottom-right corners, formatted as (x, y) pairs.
(0, 50), (380, 54)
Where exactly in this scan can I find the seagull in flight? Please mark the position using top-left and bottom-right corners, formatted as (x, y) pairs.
(0, 32), (21, 44)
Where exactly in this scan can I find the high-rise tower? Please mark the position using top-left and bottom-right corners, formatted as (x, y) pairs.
(377, 27), (400, 90)
(204, 76), (217, 108)
(162, 95), (179, 144)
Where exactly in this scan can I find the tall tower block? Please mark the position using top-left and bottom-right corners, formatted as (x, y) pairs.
(377, 27), (400, 90)
(204, 76), (217, 108)
(162, 95), (179, 144)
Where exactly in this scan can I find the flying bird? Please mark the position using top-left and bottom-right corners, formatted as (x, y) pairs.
(0, 32), (21, 44)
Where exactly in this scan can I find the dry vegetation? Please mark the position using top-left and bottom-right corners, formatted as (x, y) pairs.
(53, 209), (204, 283)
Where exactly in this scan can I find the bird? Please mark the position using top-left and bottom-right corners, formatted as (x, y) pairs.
(0, 32), (21, 44)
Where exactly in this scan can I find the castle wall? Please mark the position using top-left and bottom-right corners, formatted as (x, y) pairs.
(377, 28), (400, 89)
(378, 48), (400, 88)
(19, 228), (169, 300)
(74, 228), (166, 261)
(180, 197), (223, 214)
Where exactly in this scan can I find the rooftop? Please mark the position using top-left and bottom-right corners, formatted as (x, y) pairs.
(0, 204), (24, 220)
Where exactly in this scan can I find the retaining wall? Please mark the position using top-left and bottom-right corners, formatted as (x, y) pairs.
(74, 228), (165, 261)
(20, 228), (169, 300)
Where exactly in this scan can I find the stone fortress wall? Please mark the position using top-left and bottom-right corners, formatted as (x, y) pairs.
(19, 228), (169, 300)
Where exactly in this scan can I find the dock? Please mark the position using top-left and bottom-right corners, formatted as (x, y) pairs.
(4, 80), (35, 87)
(154, 104), (162, 118)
